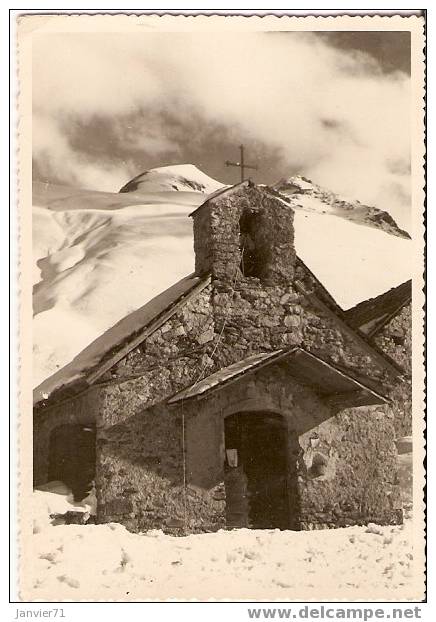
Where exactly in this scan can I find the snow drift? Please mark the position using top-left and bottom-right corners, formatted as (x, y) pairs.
(33, 481), (96, 534)
(33, 165), (412, 389)
(28, 485), (418, 601)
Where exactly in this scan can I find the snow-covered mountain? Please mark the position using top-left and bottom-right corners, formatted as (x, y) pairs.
(274, 176), (410, 239)
(119, 164), (224, 194)
(33, 164), (411, 387)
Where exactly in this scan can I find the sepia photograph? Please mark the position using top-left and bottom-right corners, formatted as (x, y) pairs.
(15, 12), (426, 603)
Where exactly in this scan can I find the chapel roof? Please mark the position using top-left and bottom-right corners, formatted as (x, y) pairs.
(188, 180), (252, 217)
(345, 280), (412, 337)
(33, 273), (210, 407)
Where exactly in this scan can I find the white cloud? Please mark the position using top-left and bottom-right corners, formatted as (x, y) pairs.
(32, 31), (411, 225)
(33, 116), (134, 191)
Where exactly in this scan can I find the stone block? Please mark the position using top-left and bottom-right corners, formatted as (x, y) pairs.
(284, 315), (300, 328)
(263, 316), (280, 328)
(197, 329), (215, 344)
(165, 517), (185, 528)
(104, 498), (134, 516)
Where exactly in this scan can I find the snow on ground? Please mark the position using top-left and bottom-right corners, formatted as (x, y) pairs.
(33, 165), (411, 389)
(33, 482), (96, 534)
(29, 486), (418, 601)
(33, 179), (205, 213)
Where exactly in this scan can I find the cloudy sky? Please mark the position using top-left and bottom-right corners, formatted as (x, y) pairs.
(33, 30), (411, 227)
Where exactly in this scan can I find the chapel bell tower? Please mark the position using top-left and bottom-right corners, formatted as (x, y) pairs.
(189, 182), (296, 286)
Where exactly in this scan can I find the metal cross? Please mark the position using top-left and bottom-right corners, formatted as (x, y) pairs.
(225, 144), (258, 183)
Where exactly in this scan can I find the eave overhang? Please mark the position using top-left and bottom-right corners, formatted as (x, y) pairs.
(168, 347), (388, 409)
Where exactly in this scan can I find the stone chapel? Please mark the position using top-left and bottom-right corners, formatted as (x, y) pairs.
(33, 181), (412, 533)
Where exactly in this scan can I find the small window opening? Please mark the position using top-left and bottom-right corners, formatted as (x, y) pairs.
(391, 330), (405, 346)
(239, 209), (260, 277)
(308, 452), (328, 478)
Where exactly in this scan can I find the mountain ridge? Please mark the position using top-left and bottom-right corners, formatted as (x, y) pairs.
(273, 175), (409, 239)
(114, 165), (409, 239)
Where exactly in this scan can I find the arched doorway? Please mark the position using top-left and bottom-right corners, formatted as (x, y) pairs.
(224, 411), (297, 530)
(48, 424), (96, 501)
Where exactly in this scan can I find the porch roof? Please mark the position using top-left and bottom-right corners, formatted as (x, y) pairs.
(167, 347), (388, 408)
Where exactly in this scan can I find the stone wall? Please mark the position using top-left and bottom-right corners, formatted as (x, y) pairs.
(100, 284), (214, 385)
(374, 303), (412, 437)
(94, 285), (226, 533)
(96, 381), (227, 533)
(298, 409), (402, 528)
(374, 303), (411, 374)
(192, 205), (211, 277)
(96, 395), (185, 532)
(211, 273), (395, 396)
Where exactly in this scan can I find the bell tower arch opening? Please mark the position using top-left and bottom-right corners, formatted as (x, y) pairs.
(239, 209), (266, 278)
(239, 208), (261, 277)
(190, 184), (296, 284)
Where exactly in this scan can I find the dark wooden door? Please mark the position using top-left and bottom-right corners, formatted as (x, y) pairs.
(48, 424), (96, 501)
(224, 412), (290, 530)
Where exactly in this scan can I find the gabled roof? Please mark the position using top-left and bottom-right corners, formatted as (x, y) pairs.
(345, 280), (412, 337)
(168, 347), (388, 408)
(33, 274), (210, 407)
(169, 350), (283, 402)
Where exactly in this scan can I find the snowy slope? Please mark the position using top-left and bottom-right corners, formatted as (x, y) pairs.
(28, 486), (419, 601)
(33, 165), (412, 389)
(33, 193), (200, 386)
(293, 210), (411, 311)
